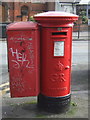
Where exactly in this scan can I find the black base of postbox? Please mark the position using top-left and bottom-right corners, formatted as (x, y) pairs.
(37, 94), (71, 113)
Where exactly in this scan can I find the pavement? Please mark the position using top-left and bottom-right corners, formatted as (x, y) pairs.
(0, 37), (89, 119)
(1, 91), (88, 119)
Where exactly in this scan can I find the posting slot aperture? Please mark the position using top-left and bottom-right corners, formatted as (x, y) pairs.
(52, 32), (67, 36)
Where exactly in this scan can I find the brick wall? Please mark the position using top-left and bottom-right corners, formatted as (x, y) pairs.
(0, 5), (2, 22)
(1, 2), (55, 22)
(10, 2), (47, 22)
(8, 2), (14, 22)
(0, 3), (9, 22)
(73, 24), (88, 32)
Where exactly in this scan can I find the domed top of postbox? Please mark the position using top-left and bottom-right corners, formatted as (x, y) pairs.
(7, 21), (38, 31)
(34, 11), (78, 27)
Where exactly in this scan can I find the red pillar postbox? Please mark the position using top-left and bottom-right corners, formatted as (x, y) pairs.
(7, 22), (40, 97)
(34, 11), (78, 112)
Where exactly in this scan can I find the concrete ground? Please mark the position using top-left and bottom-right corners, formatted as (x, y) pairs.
(1, 91), (88, 118)
(0, 38), (89, 119)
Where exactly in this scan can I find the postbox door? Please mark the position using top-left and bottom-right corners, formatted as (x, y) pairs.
(7, 30), (40, 97)
(41, 27), (72, 97)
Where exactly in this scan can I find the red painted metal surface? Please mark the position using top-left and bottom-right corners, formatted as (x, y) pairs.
(34, 11), (78, 27)
(34, 12), (78, 97)
(7, 22), (40, 97)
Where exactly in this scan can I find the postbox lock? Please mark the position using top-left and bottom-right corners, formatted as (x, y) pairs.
(57, 27), (62, 31)
(65, 66), (70, 69)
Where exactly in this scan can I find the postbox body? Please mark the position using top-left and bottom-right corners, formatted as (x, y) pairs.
(34, 11), (78, 112)
(40, 27), (72, 97)
(7, 22), (40, 97)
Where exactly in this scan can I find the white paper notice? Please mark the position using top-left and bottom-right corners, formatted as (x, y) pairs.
(54, 41), (64, 56)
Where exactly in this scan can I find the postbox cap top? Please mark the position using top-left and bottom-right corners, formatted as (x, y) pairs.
(34, 11), (78, 27)
(7, 21), (38, 30)
(34, 11), (78, 18)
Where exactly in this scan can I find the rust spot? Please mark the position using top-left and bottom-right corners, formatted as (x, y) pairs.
(20, 41), (23, 46)
(20, 69), (23, 72)
(21, 49), (25, 53)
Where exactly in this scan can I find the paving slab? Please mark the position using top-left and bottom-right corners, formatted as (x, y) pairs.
(1, 90), (88, 118)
